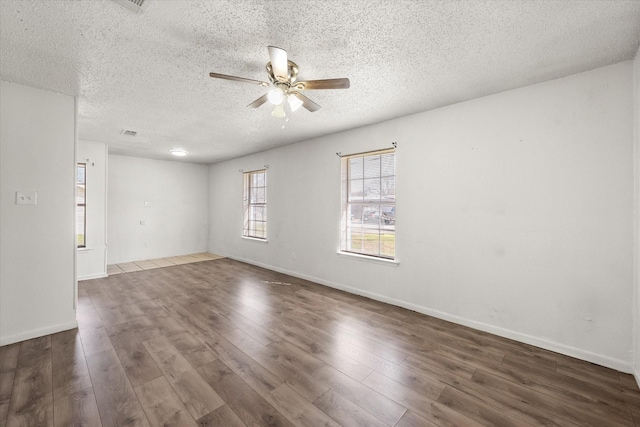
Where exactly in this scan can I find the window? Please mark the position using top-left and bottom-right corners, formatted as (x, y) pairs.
(76, 163), (86, 247)
(341, 149), (395, 259)
(243, 169), (267, 239)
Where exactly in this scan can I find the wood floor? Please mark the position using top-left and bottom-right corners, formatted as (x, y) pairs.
(1, 258), (639, 426)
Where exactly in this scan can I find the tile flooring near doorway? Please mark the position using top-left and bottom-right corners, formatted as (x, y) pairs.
(106, 252), (224, 275)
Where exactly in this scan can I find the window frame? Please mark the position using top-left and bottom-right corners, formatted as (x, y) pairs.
(77, 163), (86, 248)
(340, 148), (396, 260)
(243, 169), (268, 240)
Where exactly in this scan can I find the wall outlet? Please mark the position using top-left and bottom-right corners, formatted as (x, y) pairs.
(16, 191), (37, 205)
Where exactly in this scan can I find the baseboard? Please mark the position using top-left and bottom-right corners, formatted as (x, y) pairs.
(229, 255), (634, 374)
(78, 272), (107, 281)
(634, 365), (640, 389)
(402, 304), (633, 374)
(0, 319), (78, 347)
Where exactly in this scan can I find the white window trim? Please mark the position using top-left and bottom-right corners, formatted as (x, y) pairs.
(77, 163), (87, 248)
(336, 250), (399, 266)
(242, 236), (269, 243)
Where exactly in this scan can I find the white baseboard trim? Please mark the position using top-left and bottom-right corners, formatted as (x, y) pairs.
(229, 255), (634, 374)
(78, 272), (108, 281)
(634, 365), (640, 389)
(0, 319), (78, 347)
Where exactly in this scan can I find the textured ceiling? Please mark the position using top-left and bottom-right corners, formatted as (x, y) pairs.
(1, 0), (639, 164)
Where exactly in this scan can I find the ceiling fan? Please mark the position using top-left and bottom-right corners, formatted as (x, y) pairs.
(209, 46), (350, 117)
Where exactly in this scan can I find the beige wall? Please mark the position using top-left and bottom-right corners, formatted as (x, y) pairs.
(108, 155), (209, 264)
(0, 81), (77, 345)
(209, 61), (635, 372)
(77, 140), (108, 280)
(633, 47), (640, 385)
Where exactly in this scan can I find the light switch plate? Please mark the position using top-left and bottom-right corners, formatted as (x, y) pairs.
(16, 191), (37, 205)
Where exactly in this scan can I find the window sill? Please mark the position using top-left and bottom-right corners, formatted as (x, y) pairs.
(242, 236), (268, 243)
(77, 247), (93, 252)
(336, 251), (399, 267)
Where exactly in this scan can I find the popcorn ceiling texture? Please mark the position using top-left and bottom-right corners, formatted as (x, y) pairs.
(1, 0), (639, 163)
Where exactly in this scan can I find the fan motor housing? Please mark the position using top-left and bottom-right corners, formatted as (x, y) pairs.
(266, 60), (299, 84)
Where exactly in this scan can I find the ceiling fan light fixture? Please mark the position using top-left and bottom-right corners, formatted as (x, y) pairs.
(209, 46), (350, 115)
(267, 87), (284, 105)
(271, 103), (286, 118)
(288, 94), (303, 112)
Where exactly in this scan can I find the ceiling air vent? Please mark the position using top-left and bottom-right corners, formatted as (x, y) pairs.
(121, 129), (137, 136)
(110, 0), (151, 14)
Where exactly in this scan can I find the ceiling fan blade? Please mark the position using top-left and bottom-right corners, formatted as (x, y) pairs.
(291, 92), (321, 112)
(293, 78), (350, 90)
(209, 72), (269, 87)
(247, 93), (269, 109)
(268, 46), (288, 81)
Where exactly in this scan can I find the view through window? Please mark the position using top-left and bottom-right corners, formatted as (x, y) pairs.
(341, 149), (395, 259)
(77, 163), (86, 247)
(243, 169), (267, 239)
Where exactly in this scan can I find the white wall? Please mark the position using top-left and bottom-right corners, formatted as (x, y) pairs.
(633, 48), (640, 385)
(108, 155), (209, 264)
(0, 80), (77, 346)
(77, 140), (108, 280)
(209, 62), (635, 372)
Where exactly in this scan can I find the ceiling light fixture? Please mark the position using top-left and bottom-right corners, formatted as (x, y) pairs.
(170, 149), (188, 157)
(288, 94), (303, 112)
(271, 103), (286, 118)
(209, 46), (349, 116)
(267, 87), (284, 105)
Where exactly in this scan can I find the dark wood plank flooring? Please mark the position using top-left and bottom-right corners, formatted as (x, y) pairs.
(1, 258), (639, 426)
